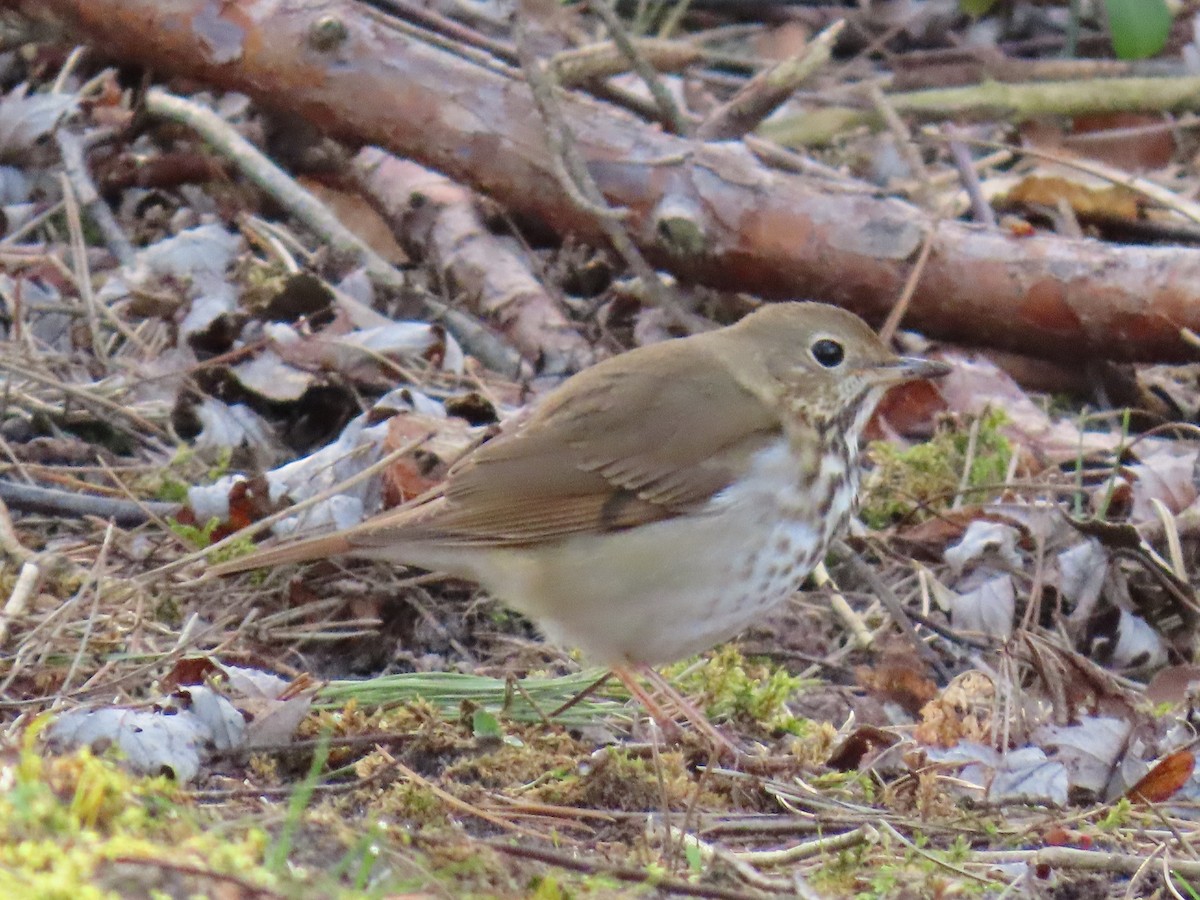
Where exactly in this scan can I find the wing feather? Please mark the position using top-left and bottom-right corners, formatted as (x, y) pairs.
(348, 337), (782, 549)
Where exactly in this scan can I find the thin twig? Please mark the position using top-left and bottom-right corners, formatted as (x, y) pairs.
(877, 220), (937, 344)
(0, 561), (39, 647)
(866, 83), (934, 205)
(487, 840), (765, 900)
(972, 845), (1200, 879)
(733, 824), (876, 866)
(365, 0), (518, 66)
(742, 135), (871, 186)
(943, 125), (996, 228)
(587, 0), (689, 135)
(57, 523), (114, 698)
(930, 131), (1200, 226)
(878, 822), (999, 886)
(58, 171), (105, 361)
(661, 826), (791, 893)
(0, 480), (178, 526)
(385, 753), (550, 839)
(697, 20), (843, 141)
(108, 857), (286, 900)
(55, 129), (135, 265)
(360, 1), (517, 78)
(952, 413), (983, 512)
(833, 541), (951, 681)
(511, 18), (627, 222)
(144, 434), (433, 581)
(512, 12), (685, 322)
(0, 357), (169, 441)
(0, 494), (34, 564)
(144, 89), (406, 291)
(812, 561), (872, 650)
(552, 38), (700, 86)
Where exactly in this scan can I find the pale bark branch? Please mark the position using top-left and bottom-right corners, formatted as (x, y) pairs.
(764, 74), (1200, 147)
(352, 148), (594, 375)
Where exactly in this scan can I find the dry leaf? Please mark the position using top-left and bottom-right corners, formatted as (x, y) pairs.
(1034, 717), (1132, 796)
(825, 724), (900, 771)
(1126, 750), (1195, 803)
(855, 651), (938, 718)
(1004, 175), (1141, 220)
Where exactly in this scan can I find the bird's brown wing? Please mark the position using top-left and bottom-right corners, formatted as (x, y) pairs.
(347, 338), (782, 549)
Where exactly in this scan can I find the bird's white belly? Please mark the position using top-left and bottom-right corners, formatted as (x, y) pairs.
(510, 508), (820, 664)
(468, 440), (848, 665)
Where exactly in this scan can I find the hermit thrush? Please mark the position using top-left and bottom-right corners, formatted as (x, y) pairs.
(213, 302), (946, 728)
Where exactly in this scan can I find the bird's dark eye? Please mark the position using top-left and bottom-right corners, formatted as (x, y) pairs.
(811, 339), (844, 368)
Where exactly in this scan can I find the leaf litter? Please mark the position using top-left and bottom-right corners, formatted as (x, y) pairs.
(6, 9), (1200, 899)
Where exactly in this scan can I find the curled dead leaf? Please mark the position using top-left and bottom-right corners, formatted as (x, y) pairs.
(1125, 750), (1195, 804)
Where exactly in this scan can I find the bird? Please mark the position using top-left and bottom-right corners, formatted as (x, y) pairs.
(211, 302), (948, 741)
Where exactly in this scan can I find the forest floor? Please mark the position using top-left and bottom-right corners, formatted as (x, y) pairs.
(4, 1), (1200, 897)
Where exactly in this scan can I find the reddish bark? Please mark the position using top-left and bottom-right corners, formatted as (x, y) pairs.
(352, 149), (593, 375)
(14, 0), (1200, 361)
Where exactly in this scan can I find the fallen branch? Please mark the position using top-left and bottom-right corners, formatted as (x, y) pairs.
(13, 0), (1200, 361)
(552, 37), (702, 86)
(0, 480), (179, 526)
(972, 845), (1200, 880)
(352, 148), (594, 375)
(696, 19), (843, 141)
(764, 74), (1200, 147)
(143, 87), (520, 370)
(143, 88), (407, 291)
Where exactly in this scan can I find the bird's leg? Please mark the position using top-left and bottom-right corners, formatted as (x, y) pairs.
(638, 665), (745, 759)
(611, 665), (685, 743)
(612, 664), (742, 760)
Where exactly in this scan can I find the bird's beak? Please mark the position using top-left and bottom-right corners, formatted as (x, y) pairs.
(871, 356), (952, 383)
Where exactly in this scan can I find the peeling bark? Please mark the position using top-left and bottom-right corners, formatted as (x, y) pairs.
(353, 148), (593, 375)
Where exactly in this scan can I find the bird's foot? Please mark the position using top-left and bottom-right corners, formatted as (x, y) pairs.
(613, 664), (744, 763)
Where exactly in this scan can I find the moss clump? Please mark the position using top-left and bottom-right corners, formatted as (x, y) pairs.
(809, 834), (993, 899)
(137, 446), (233, 504)
(1, 723), (277, 899)
(444, 731), (582, 792)
(861, 409), (1012, 528)
(378, 780), (450, 827)
(576, 747), (691, 811)
(166, 515), (258, 564)
(665, 646), (811, 736)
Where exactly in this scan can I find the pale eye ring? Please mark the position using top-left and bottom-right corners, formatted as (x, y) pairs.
(811, 338), (844, 368)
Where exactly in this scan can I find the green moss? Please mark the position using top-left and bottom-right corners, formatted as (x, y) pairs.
(380, 780), (450, 827)
(810, 769), (879, 804)
(3, 720), (514, 898)
(165, 516), (256, 564)
(946, 833), (973, 863)
(166, 516), (221, 550)
(861, 864), (900, 899)
(1098, 797), (1134, 830)
(207, 532), (259, 565)
(811, 836), (992, 900)
(862, 409), (1012, 528)
(575, 747), (691, 811)
(664, 646), (811, 736)
(528, 874), (569, 899)
(139, 446), (234, 504)
(154, 478), (190, 505)
(0, 726), (280, 899)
